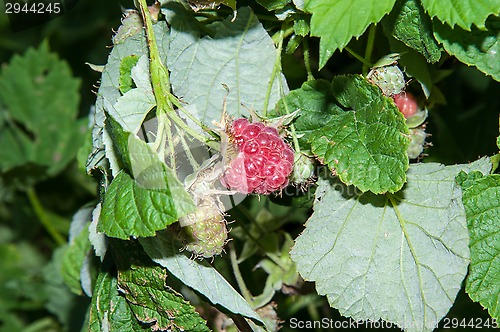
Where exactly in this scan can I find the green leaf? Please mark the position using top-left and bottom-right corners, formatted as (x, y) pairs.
(0, 42), (85, 175)
(290, 159), (491, 331)
(61, 226), (92, 295)
(140, 233), (265, 326)
(119, 55), (140, 94)
(293, 14), (310, 36)
(251, 233), (299, 308)
(382, 0), (441, 63)
(434, 16), (500, 81)
(43, 247), (84, 330)
(167, 6), (287, 124)
(304, 0), (396, 67)
(98, 115), (196, 239)
(114, 241), (210, 332)
(256, 0), (290, 11)
(0, 241), (47, 310)
(459, 171), (500, 320)
(309, 75), (409, 193)
(89, 271), (146, 332)
(276, 79), (341, 148)
(98, 170), (195, 239)
(421, 0), (500, 30)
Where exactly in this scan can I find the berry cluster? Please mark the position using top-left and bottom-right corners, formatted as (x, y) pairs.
(221, 118), (294, 194)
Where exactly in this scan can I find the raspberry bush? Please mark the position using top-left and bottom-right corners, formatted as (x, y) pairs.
(0, 0), (498, 331)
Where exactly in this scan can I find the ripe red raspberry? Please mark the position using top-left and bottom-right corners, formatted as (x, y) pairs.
(221, 118), (294, 194)
(393, 92), (418, 119)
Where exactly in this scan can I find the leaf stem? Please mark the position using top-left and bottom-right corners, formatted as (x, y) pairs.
(168, 95), (220, 145)
(263, 27), (285, 117)
(279, 79), (301, 152)
(165, 120), (176, 172)
(362, 24), (377, 75)
(26, 187), (66, 246)
(177, 127), (200, 170)
(271, 25), (294, 44)
(231, 204), (287, 268)
(303, 37), (315, 81)
(229, 242), (254, 305)
(344, 46), (372, 68)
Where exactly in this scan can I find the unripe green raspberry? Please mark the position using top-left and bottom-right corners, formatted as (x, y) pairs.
(179, 199), (227, 259)
(407, 128), (426, 159)
(291, 152), (315, 184)
(368, 65), (406, 96)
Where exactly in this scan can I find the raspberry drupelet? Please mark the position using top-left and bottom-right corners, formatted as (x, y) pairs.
(221, 118), (294, 194)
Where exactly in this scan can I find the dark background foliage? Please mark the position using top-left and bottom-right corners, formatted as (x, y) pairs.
(0, 0), (498, 331)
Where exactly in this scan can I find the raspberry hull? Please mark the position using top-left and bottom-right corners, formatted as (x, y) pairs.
(221, 118), (294, 194)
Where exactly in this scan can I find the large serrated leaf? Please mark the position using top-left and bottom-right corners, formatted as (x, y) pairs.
(290, 159), (491, 332)
(304, 0), (396, 68)
(167, 6), (287, 124)
(309, 75), (409, 194)
(140, 233), (265, 327)
(382, 0), (441, 63)
(0, 42), (85, 175)
(434, 16), (500, 81)
(98, 169), (194, 240)
(458, 171), (500, 320)
(276, 79), (341, 148)
(89, 271), (146, 332)
(421, 0), (500, 30)
(114, 241), (210, 332)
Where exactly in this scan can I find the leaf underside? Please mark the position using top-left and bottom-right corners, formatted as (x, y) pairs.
(167, 6), (287, 125)
(291, 159), (491, 332)
(140, 233), (265, 327)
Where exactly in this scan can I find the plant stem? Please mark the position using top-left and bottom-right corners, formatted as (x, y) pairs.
(168, 95), (220, 144)
(278, 80), (301, 152)
(26, 187), (66, 246)
(271, 25), (294, 44)
(229, 242), (254, 305)
(178, 127), (200, 169)
(166, 121), (176, 172)
(137, 0), (181, 167)
(307, 302), (321, 327)
(232, 204), (286, 268)
(263, 29), (283, 117)
(345, 46), (372, 68)
(303, 37), (315, 81)
(362, 24), (377, 76)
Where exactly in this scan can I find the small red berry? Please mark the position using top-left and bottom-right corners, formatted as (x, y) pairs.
(222, 118), (294, 194)
(393, 92), (418, 119)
